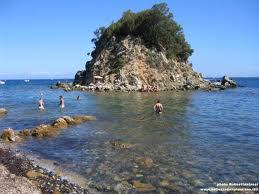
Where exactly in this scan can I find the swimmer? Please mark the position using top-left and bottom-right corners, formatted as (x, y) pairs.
(38, 98), (45, 110)
(154, 100), (163, 114)
(59, 96), (65, 108)
(77, 95), (80, 100)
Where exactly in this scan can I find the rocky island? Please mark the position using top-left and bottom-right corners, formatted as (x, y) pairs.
(72, 3), (236, 92)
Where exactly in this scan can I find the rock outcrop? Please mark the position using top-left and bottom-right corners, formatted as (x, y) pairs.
(71, 3), (237, 92)
(0, 108), (7, 117)
(1, 128), (21, 142)
(73, 37), (237, 92)
(221, 75), (237, 87)
(74, 36), (210, 91)
(0, 115), (96, 142)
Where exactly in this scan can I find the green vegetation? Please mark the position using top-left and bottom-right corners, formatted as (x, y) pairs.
(91, 3), (193, 62)
(108, 56), (129, 74)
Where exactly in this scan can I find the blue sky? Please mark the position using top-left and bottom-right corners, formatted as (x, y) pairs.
(0, 0), (258, 79)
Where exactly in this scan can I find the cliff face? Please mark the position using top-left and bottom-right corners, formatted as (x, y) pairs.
(74, 36), (209, 91)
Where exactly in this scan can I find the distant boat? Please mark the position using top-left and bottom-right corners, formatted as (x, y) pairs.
(24, 79), (30, 82)
(0, 80), (5, 85)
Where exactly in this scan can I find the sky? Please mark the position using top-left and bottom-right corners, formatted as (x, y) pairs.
(0, 0), (259, 79)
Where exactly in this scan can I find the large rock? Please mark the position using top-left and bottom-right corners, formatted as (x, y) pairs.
(31, 124), (58, 137)
(74, 36), (211, 91)
(221, 75), (237, 87)
(0, 108), (7, 117)
(0, 128), (19, 142)
(52, 118), (68, 129)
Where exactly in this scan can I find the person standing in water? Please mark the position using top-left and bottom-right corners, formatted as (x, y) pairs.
(38, 98), (45, 110)
(154, 100), (163, 114)
(59, 96), (65, 108)
(77, 95), (80, 100)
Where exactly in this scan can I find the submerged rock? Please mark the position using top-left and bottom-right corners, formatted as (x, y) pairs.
(136, 156), (154, 168)
(0, 108), (7, 117)
(114, 181), (133, 193)
(132, 180), (156, 192)
(110, 140), (135, 149)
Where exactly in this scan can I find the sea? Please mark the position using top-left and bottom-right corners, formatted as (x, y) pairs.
(0, 78), (259, 192)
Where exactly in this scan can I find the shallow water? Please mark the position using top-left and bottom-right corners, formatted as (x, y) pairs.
(0, 78), (259, 192)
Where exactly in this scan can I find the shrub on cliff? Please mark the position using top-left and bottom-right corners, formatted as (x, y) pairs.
(91, 3), (193, 62)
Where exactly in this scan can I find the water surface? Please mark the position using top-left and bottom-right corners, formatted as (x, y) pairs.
(0, 78), (258, 192)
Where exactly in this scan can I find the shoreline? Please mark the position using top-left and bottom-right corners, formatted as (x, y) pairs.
(0, 142), (95, 194)
(51, 76), (238, 93)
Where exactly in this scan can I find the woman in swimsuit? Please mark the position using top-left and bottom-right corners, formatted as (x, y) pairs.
(38, 98), (45, 110)
(59, 96), (65, 108)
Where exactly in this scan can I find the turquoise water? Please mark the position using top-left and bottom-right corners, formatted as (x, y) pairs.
(0, 78), (259, 192)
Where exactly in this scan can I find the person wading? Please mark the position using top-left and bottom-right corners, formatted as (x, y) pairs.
(154, 100), (163, 114)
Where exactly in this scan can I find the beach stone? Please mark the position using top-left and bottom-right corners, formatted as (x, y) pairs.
(132, 180), (155, 192)
(114, 181), (133, 193)
(136, 156), (154, 168)
(160, 179), (170, 187)
(1, 128), (17, 142)
(26, 170), (46, 179)
(110, 140), (134, 149)
(0, 165), (41, 194)
(0, 108), (7, 117)
(52, 191), (61, 194)
(181, 170), (193, 179)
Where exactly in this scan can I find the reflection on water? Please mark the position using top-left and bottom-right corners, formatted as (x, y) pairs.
(1, 79), (259, 192)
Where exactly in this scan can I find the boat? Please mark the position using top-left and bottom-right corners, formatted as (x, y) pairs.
(0, 80), (5, 85)
(24, 79), (30, 82)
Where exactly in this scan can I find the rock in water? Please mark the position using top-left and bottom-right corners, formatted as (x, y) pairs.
(1, 115), (96, 140)
(136, 156), (154, 168)
(1, 128), (18, 142)
(52, 118), (68, 129)
(132, 180), (156, 192)
(221, 75), (237, 87)
(73, 4), (214, 91)
(74, 36), (209, 91)
(0, 108), (7, 117)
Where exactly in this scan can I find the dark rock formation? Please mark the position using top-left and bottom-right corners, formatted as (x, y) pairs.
(221, 75), (237, 87)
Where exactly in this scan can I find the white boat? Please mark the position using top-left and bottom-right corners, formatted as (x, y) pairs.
(24, 79), (30, 82)
(0, 80), (5, 85)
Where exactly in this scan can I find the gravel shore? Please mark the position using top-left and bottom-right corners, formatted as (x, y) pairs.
(0, 143), (97, 194)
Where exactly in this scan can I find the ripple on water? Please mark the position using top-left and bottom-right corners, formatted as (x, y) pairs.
(1, 79), (259, 192)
